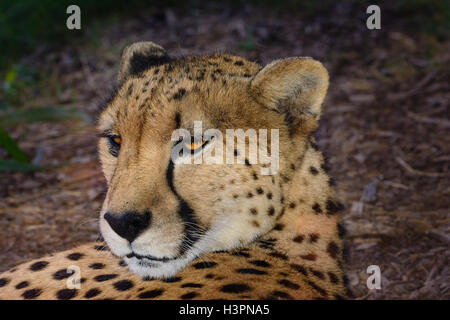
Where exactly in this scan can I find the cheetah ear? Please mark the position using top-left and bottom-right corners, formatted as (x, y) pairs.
(250, 57), (329, 131)
(118, 41), (171, 83)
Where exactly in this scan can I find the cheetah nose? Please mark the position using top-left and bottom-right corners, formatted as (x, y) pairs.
(104, 210), (151, 242)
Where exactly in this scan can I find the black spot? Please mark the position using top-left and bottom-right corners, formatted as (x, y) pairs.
(221, 283), (251, 293)
(309, 166), (319, 175)
(252, 220), (260, 227)
(85, 288), (101, 298)
(326, 200), (344, 214)
(56, 288), (77, 300)
(205, 273), (215, 279)
(309, 268), (325, 279)
(337, 223), (347, 238)
(278, 208), (286, 219)
(300, 253), (317, 261)
(173, 88), (186, 100)
(162, 277), (182, 283)
(268, 251), (288, 260)
(232, 251), (250, 258)
(193, 261), (217, 269)
(249, 260), (271, 268)
(234, 60), (244, 66)
(53, 269), (72, 280)
(256, 187), (264, 194)
(328, 272), (339, 284)
(267, 290), (292, 299)
(328, 177), (336, 186)
(310, 141), (319, 151)
(139, 289), (164, 299)
(244, 159), (251, 166)
(22, 288), (42, 299)
(94, 274), (118, 282)
(293, 235), (304, 243)
(0, 277), (10, 287)
(29, 261), (49, 271)
(15, 281), (29, 289)
(307, 281), (327, 297)
(291, 264), (308, 276)
(250, 208), (257, 215)
(180, 291), (198, 299)
(247, 192), (253, 198)
(290, 163), (296, 170)
(236, 268), (267, 275)
(289, 202), (296, 209)
(259, 241), (274, 250)
(312, 203), (322, 213)
(309, 233), (320, 243)
(266, 193), (273, 200)
(321, 162), (330, 174)
(252, 173), (258, 180)
(143, 276), (155, 281)
(234, 149), (239, 156)
(327, 241), (340, 259)
(93, 245), (108, 251)
(113, 280), (134, 291)
(126, 84), (133, 96)
(267, 206), (275, 216)
(181, 283), (203, 288)
(278, 279), (300, 290)
(273, 223), (284, 231)
(89, 263), (105, 270)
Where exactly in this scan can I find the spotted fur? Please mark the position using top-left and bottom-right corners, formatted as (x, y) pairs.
(0, 41), (347, 299)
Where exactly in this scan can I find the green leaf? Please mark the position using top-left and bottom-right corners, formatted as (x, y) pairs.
(0, 126), (29, 163)
(0, 159), (44, 172)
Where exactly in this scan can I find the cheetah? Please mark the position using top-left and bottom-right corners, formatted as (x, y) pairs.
(0, 42), (348, 300)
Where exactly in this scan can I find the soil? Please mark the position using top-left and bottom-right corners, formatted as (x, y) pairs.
(0, 3), (448, 299)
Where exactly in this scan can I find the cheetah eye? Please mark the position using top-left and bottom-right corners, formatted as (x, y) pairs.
(112, 136), (121, 145)
(106, 135), (121, 157)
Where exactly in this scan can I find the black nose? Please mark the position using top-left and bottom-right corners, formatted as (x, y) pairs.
(104, 210), (151, 242)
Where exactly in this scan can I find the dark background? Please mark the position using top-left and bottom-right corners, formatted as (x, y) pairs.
(0, 0), (449, 299)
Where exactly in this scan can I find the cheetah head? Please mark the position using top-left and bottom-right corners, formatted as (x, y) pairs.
(98, 41), (329, 278)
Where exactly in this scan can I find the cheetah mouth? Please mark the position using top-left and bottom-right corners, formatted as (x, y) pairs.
(126, 252), (176, 262)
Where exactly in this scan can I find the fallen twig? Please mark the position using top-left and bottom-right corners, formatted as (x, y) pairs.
(427, 229), (450, 245)
(407, 112), (450, 128)
(395, 157), (450, 177)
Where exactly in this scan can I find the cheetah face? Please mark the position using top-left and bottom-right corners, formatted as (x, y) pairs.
(97, 42), (328, 278)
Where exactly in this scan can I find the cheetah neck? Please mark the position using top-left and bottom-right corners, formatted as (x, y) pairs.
(262, 145), (344, 268)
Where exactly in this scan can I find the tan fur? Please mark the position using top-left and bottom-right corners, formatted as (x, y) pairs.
(0, 42), (347, 299)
